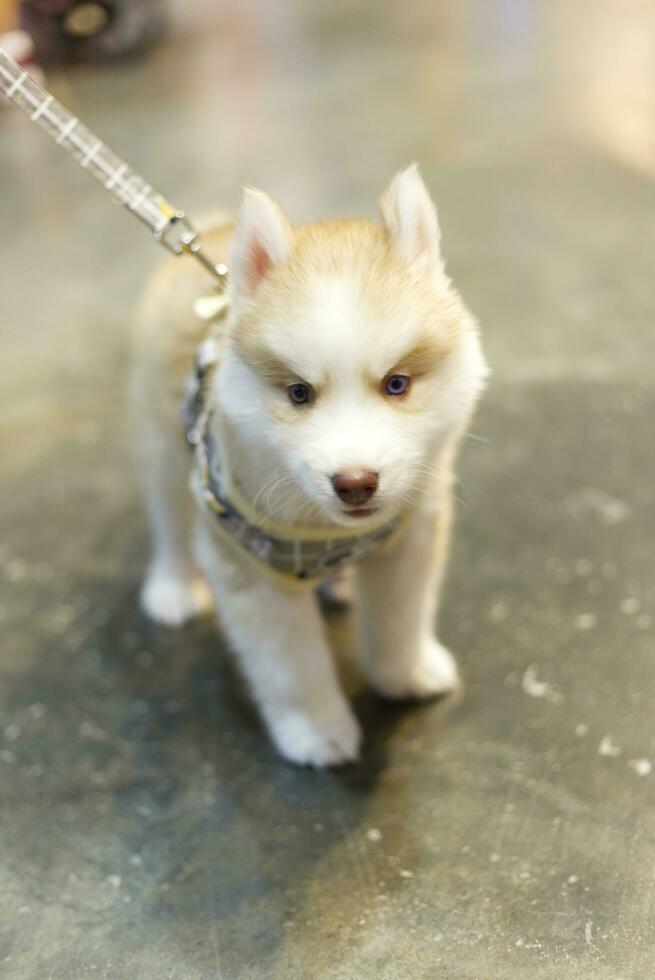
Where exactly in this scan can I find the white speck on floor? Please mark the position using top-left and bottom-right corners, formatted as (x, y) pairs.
(565, 488), (630, 524)
(490, 853), (501, 863)
(598, 735), (621, 757)
(106, 875), (122, 890)
(79, 721), (106, 740)
(521, 665), (563, 704)
(628, 758), (652, 776)
(575, 724), (589, 737)
(621, 597), (641, 615)
(365, 828), (383, 843)
(585, 921), (593, 945)
(490, 599), (509, 621)
(4, 558), (28, 582)
(567, 875), (579, 884)
(574, 613), (597, 630)
(399, 869), (413, 879)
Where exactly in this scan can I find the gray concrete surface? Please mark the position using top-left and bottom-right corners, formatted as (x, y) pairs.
(1, 1), (654, 977)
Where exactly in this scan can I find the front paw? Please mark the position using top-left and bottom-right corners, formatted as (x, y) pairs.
(368, 638), (460, 701)
(267, 702), (361, 768)
(140, 566), (213, 628)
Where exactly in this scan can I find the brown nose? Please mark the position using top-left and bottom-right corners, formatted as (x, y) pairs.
(331, 470), (379, 507)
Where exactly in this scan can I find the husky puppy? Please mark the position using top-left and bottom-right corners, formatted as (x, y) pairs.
(131, 165), (487, 767)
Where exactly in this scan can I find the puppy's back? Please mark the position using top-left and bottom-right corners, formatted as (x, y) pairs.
(131, 214), (234, 427)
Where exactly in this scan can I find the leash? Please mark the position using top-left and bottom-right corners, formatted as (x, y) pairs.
(0, 48), (228, 287)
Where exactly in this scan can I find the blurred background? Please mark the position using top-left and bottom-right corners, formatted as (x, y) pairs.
(1, 2), (654, 978)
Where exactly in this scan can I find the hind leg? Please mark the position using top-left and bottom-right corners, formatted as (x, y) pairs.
(138, 423), (212, 627)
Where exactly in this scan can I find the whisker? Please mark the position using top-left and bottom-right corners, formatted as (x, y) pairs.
(251, 473), (285, 513)
(464, 431), (493, 447)
(263, 475), (295, 514)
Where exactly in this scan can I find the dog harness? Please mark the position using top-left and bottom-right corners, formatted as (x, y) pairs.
(183, 315), (406, 592)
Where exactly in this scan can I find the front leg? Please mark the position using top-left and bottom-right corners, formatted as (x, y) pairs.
(194, 520), (361, 767)
(357, 492), (459, 700)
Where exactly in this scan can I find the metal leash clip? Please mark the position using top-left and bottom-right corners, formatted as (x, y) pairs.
(0, 47), (229, 290)
(157, 211), (229, 287)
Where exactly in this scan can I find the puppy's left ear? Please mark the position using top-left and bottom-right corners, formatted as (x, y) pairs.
(229, 187), (292, 296)
(380, 164), (443, 273)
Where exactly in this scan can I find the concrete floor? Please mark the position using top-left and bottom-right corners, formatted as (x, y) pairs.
(1, 1), (654, 977)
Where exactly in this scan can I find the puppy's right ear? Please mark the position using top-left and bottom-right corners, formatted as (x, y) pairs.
(229, 188), (292, 296)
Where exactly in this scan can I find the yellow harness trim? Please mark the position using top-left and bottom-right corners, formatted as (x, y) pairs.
(193, 469), (412, 593)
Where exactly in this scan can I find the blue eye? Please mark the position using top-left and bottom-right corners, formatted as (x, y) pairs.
(287, 382), (314, 406)
(384, 374), (411, 397)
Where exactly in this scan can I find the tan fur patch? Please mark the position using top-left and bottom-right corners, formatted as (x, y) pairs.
(235, 336), (296, 387)
(376, 333), (452, 385)
(231, 218), (466, 367)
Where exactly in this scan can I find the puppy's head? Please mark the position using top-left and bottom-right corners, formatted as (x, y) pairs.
(221, 165), (487, 527)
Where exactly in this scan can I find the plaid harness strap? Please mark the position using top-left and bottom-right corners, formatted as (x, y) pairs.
(182, 337), (403, 589)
